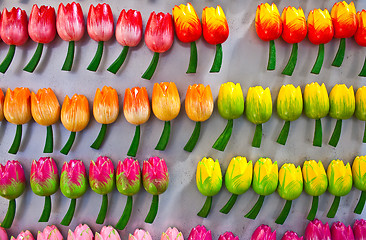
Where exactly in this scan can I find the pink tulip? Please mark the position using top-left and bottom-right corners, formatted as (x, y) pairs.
(331, 222), (355, 240)
(12, 230), (34, 240)
(281, 231), (303, 240)
(95, 226), (121, 240)
(219, 232), (238, 240)
(161, 227), (184, 240)
(68, 224), (93, 240)
(37, 225), (63, 240)
(305, 219), (331, 240)
(0, 227), (7, 240)
(251, 225), (276, 240)
(129, 229), (152, 240)
(188, 225), (212, 240)
(354, 219), (366, 240)
(57, 2), (85, 42)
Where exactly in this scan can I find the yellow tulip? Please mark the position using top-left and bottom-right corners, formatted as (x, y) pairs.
(93, 86), (119, 125)
(352, 156), (366, 214)
(355, 87), (366, 143)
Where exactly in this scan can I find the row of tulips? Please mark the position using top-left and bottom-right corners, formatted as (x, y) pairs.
(0, 157), (169, 229)
(0, 2), (228, 77)
(195, 156), (366, 225)
(1, 82), (365, 155)
(256, 1), (366, 76)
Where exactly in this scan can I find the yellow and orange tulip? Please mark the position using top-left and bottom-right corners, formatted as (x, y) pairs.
(355, 10), (366, 77)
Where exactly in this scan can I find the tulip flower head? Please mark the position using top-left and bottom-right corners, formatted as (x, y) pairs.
(108, 9), (142, 74)
(184, 84), (214, 152)
(124, 87), (150, 157)
(161, 227), (184, 240)
(24, 5), (56, 73)
(353, 219), (366, 240)
(353, 156), (366, 214)
(95, 226), (121, 240)
(305, 219), (331, 240)
(355, 11), (366, 76)
(188, 225), (212, 240)
(356, 86), (366, 142)
(57, 2), (85, 71)
(87, 3), (114, 72)
(129, 229), (151, 240)
(331, 222), (354, 240)
(219, 232), (238, 240)
(0, 89), (4, 122)
(0, 227), (7, 240)
(12, 230), (34, 240)
(37, 225), (63, 240)
(143, 157), (169, 223)
(281, 231), (303, 240)
(68, 224), (93, 240)
(251, 225), (276, 240)
(91, 86), (119, 150)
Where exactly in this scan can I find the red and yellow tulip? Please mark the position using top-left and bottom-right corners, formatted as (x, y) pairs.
(355, 10), (366, 76)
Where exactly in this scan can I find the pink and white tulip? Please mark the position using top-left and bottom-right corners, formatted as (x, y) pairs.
(28, 5), (56, 44)
(116, 9), (142, 47)
(129, 229), (152, 240)
(57, 2), (85, 42)
(95, 226), (121, 240)
(161, 227), (184, 240)
(1, 7), (28, 46)
(68, 224), (93, 240)
(37, 226), (63, 240)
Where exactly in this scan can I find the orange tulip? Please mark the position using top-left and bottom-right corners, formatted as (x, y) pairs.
(152, 82), (180, 151)
(4, 87), (31, 154)
(0, 89), (4, 122)
(355, 10), (366, 77)
(124, 87), (151, 157)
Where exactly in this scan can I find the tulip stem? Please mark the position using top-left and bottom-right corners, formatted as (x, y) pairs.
(39, 196), (51, 222)
(197, 196), (212, 218)
(220, 194), (238, 214)
(116, 195), (133, 230)
(275, 200), (292, 225)
(332, 38), (345, 67)
(359, 55), (366, 77)
(0, 45), (15, 73)
(107, 46), (129, 74)
(307, 196), (319, 221)
(145, 195), (159, 224)
(87, 41), (104, 72)
(329, 119), (342, 147)
(62, 41), (75, 71)
(363, 121), (366, 143)
(8, 124), (22, 154)
(142, 52), (159, 80)
(245, 195), (265, 219)
(1, 199), (16, 229)
(354, 191), (366, 214)
(44, 125), (53, 153)
(267, 40), (276, 70)
(327, 196), (340, 218)
(252, 124), (262, 148)
(282, 43), (298, 76)
(23, 42), (43, 73)
(210, 44), (222, 73)
(96, 194), (108, 224)
(187, 41), (198, 73)
(155, 121), (171, 151)
(311, 44), (324, 74)
(212, 119), (233, 151)
(276, 121), (290, 145)
(91, 124), (107, 150)
(184, 121), (201, 152)
(60, 131), (76, 155)
(313, 119), (322, 147)
(61, 198), (76, 226)
(127, 125), (140, 157)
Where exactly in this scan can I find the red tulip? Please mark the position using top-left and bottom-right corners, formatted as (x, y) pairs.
(24, 5), (56, 73)
(57, 2), (85, 71)
(142, 12), (174, 80)
(355, 10), (366, 77)
(87, 3), (114, 72)
(108, 9), (142, 74)
(0, 7), (28, 73)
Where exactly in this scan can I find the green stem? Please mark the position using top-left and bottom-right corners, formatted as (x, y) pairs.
(107, 46), (129, 74)
(359, 55), (366, 77)
(197, 196), (212, 218)
(87, 41), (104, 71)
(210, 44), (222, 73)
(116, 195), (133, 230)
(212, 119), (233, 151)
(155, 121), (171, 151)
(44, 125), (53, 153)
(1, 199), (16, 229)
(363, 121), (366, 143)
(329, 119), (342, 147)
(91, 124), (107, 150)
(267, 40), (276, 70)
(142, 52), (159, 80)
(282, 43), (298, 76)
(62, 41), (75, 71)
(60, 131), (76, 155)
(127, 125), (140, 157)
(354, 191), (366, 214)
(0, 45), (15, 73)
(313, 119), (322, 147)
(145, 195), (159, 224)
(332, 38), (345, 67)
(219, 194), (238, 214)
(96, 194), (108, 224)
(275, 200), (292, 225)
(245, 195), (265, 219)
(276, 121), (290, 145)
(252, 124), (262, 148)
(187, 41), (198, 73)
(39, 196), (51, 222)
(61, 198), (76, 226)
(311, 44), (324, 74)
(23, 42), (43, 73)
(8, 124), (22, 154)
(327, 196), (340, 218)
(184, 121), (201, 152)
(307, 196), (319, 221)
